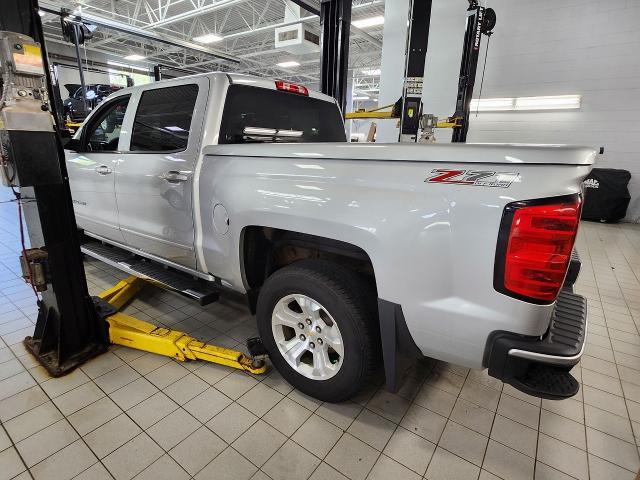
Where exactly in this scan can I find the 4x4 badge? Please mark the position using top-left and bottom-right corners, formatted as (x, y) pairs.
(425, 169), (520, 188)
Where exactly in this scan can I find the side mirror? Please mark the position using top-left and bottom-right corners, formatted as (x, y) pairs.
(64, 138), (82, 152)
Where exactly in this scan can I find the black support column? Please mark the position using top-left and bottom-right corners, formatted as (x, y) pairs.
(0, 0), (109, 376)
(399, 0), (432, 142)
(319, 0), (351, 113)
(451, 1), (495, 143)
(451, 3), (482, 143)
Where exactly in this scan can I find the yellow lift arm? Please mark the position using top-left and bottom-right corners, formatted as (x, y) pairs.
(344, 105), (462, 129)
(97, 276), (267, 375)
(344, 103), (395, 120)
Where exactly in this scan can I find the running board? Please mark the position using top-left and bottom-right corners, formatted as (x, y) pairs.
(81, 242), (220, 306)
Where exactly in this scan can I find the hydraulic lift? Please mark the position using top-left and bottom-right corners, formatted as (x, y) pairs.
(345, 0), (496, 143)
(0, 0), (267, 378)
(96, 276), (266, 373)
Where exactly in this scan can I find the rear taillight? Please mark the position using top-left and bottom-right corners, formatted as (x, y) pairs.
(495, 195), (582, 303)
(275, 80), (309, 96)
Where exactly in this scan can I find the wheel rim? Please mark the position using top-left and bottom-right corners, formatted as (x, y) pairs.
(271, 294), (344, 381)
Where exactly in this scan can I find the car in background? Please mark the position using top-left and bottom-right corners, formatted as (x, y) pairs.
(63, 83), (122, 122)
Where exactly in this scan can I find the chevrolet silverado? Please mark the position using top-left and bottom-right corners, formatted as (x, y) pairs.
(65, 72), (594, 401)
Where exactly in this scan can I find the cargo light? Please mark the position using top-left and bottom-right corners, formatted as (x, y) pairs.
(275, 80), (308, 96)
(495, 195), (582, 303)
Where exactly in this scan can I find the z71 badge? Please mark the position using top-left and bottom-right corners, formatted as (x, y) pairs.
(425, 169), (520, 188)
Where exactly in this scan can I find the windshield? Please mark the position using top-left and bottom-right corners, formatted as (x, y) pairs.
(219, 84), (346, 144)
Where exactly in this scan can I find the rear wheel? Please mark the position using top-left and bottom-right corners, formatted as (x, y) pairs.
(256, 260), (377, 402)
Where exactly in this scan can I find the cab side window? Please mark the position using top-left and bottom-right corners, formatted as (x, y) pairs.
(130, 84), (199, 152)
(84, 96), (130, 152)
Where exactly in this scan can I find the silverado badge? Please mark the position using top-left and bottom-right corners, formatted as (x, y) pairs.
(425, 169), (520, 188)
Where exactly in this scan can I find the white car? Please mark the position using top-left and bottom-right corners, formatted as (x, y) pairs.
(65, 72), (594, 402)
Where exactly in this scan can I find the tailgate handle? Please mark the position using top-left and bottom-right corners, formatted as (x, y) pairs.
(161, 171), (188, 183)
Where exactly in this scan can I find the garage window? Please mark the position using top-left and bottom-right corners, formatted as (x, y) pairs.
(130, 84), (199, 152)
(219, 84), (346, 144)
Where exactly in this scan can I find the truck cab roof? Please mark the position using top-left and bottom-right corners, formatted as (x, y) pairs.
(105, 71), (337, 104)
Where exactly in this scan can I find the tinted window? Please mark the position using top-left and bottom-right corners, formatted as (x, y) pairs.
(85, 96), (130, 152)
(130, 84), (199, 152)
(219, 85), (346, 144)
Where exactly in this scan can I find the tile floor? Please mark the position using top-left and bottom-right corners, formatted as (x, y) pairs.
(1, 186), (640, 480)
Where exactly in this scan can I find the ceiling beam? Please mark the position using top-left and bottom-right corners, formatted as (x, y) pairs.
(288, 0), (320, 16)
(39, 0), (241, 63)
(143, 0), (251, 30)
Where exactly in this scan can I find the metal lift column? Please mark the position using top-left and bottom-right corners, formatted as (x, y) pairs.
(451, 0), (496, 143)
(399, 0), (432, 142)
(319, 0), (351, 113)
(0, 0), (109, 376)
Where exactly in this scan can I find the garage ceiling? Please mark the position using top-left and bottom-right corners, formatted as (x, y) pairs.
(39, 0), (384, 92)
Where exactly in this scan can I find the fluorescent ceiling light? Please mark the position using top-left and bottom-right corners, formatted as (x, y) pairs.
(277, 61), (300, 68)
(363, 87), (379, 92)
(353, 96), (370, 100)
(470, 95), (581, 112)
(352, 15), (385, 28)
(515, 95), (581, 110)
(123, 54), (145, 61)
(193, 33), (223, 44)
(470, 98), (514, 111)
(361, 68), (381, 76)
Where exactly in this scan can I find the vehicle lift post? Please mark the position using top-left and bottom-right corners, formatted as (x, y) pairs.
(399, 0), (433, 143)
(1, 0), (110, 376)
(0, 0), (267, 377)
(344, 1), (495, 144)
(451, 0), (496, 142)
(319, 0), (352, 113)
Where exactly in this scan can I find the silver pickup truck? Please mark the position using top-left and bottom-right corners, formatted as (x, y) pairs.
(65, 72), (595, 402)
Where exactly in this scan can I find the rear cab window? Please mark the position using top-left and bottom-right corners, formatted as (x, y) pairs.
(219, 84), (346, 144)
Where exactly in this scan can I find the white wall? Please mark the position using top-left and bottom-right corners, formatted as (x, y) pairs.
(377, 0), (410, 142)
(422, 0), (640, 222)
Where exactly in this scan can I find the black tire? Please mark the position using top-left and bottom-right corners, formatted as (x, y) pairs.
(256, 260), (378, 402)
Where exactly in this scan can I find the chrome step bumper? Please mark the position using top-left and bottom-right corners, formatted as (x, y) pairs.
(485, 290), (587, 400)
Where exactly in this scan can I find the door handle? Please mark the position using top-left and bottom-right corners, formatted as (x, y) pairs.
(160, 171), (188, 183)
(95, 165), (112, 175)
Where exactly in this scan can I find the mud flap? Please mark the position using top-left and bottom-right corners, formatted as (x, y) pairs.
(378, 299), (423, 393)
